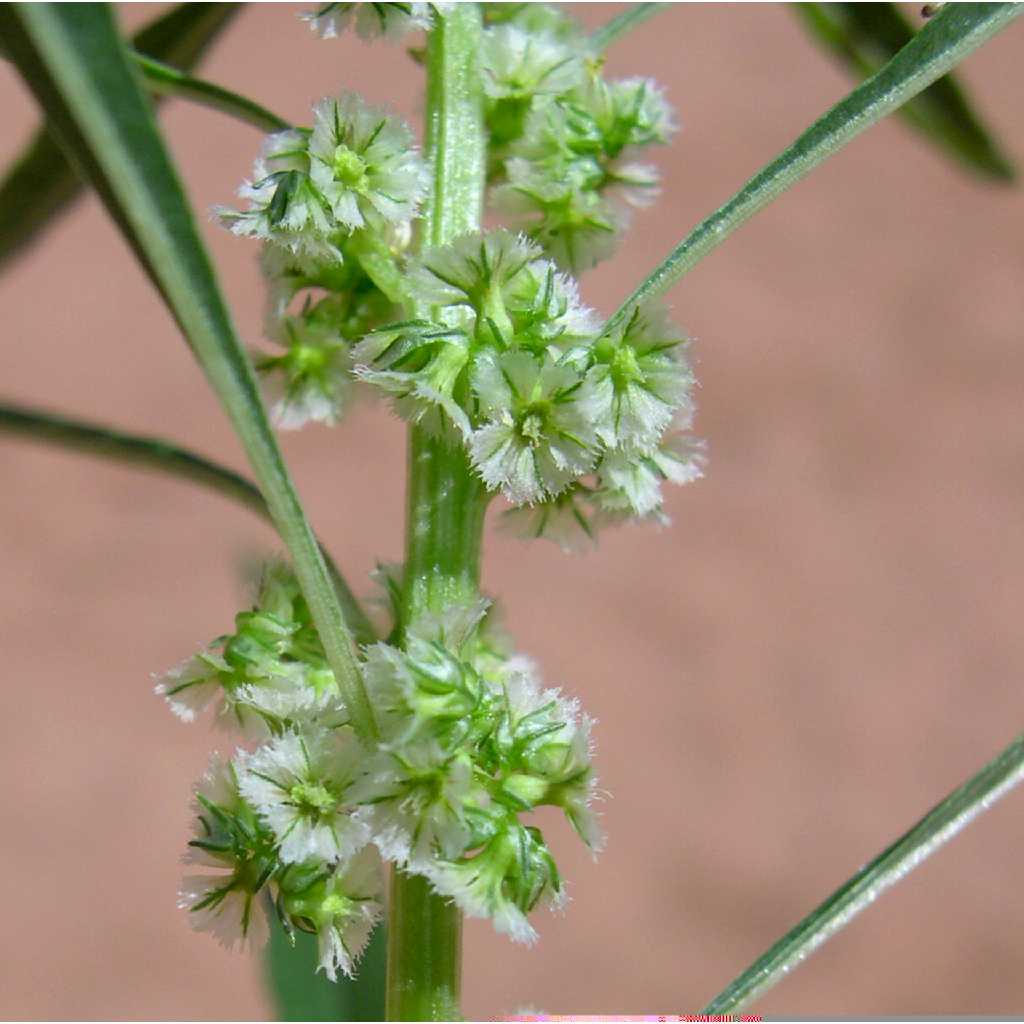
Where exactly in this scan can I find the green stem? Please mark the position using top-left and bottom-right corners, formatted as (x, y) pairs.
(386, 5), (486, 1021)
(0, 399), (376, 646)
(135, 53), (290, 132)
(590, 3), (667, 52)
(703, 732), (1024, 1014)
(602, 1), (1024, 338)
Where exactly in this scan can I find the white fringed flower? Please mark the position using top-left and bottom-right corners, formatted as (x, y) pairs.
(500, 485), (597, 555)
(303, 2), (438, 41)
(481, 25), (583, 102)
(575, 302), (694, 454)
(351, 743), (486, 869)
(215, 130), (342, 266)
(177, 755), (276, 952)
(594, 434), (707, 521)
(425, 820), (564, 945)
(279, 848), (384, 980)
(154, 649), (231, 724)
(494, 664), (604, 852)
(237, 727), (369, 864)
(307, 94), (428, 230)
(256, 307), (354, 430)
(469, 350), (597, 505)
(352, 320), (472, 439)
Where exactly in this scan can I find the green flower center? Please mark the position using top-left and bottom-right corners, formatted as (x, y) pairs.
(289, 780), (337, 816)
(332, 144), (368, 188)
(518, 407), (549, 447)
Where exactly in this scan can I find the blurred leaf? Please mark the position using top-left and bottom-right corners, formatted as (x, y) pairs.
(0, 400), (375, 647)
(795, 2), (1016, 181)
(267, 918), (387, 1022)
(0, 1), (377, 736)
(604, 2), (1023, 337)
(0, 3), (239, 273)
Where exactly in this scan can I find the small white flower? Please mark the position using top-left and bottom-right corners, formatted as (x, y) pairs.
(351, 742), (484, 869)
(303, 2), (439, 42)
(594, 433), (707, 522)
(256, 306), (354, 430)
(177, 876), (270, 952)
(237, 727), (369, 864)
(413, 230), (542, 321)
(481, 25), (583, 102)
(499, 485), (597, 555)
(575, 302), (694, 454)
(154, 650), (230, 724)
(177, 755), (276, 952)
(307, 94), (428, 230)
(494, 163), (623, 273)
(352, 321), (472, 438)
(469, 350), (597, 505)
(425, 821), (563, 945)
(279, 848), (384, 981)
(215, 130), (342, 266)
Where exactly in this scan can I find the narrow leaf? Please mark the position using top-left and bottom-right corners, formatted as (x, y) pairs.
(590, 3), (668, 53)
(703, 732), (1024, 1013)
(795, 3), (1015, 181)
(136, 53), (290, 133)
(0, 400), (375, 646)
(1, 3), (378, 741)
(0, 3), (238, 273)
(604, 2), (1023, 337)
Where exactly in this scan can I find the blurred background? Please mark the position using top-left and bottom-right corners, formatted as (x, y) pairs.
(2, 2), (1024, 1017)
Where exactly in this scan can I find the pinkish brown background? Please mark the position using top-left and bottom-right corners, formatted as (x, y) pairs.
(2, 2), (1024, 1018)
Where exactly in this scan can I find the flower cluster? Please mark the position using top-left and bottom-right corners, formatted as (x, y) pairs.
(216, 91), (425, 426)
(160, 563), (601, 975)
(481, 6), (676, 272)
(354, 229), (703, 549)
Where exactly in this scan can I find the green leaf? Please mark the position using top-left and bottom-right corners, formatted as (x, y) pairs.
(0, 400), (376, 647)
(0, 3), (378, 742)
(604, 2), (1024, 338)
(795, 2), (1015, 181)
(0, 3), (239, 273)
(266, 918), (386, 1021)
(135, 52), (290, 133)
(590, 3), (668, 53)
(702, 732), (1024, 1013)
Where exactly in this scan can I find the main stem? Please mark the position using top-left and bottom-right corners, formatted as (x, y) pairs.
(385, 5), (486, 1020)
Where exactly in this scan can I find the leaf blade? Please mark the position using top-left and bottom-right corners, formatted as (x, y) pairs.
(794, 2), (1015, 181)
(604, 2), (1024, 337)
(1, 2), (377, 741)
(0, 2), (239, 273)
(703, 732), (1024, 1012)
(0, 400), (376, 647)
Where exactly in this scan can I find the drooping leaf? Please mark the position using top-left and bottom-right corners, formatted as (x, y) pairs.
(266, 918), (386, 1022)
(0, 3), (377, 741)
(0, 400), (375, 647)
(0, 3), (239, 273)
(795, 2), (1015, 181)
(604, 2), (1024, 337)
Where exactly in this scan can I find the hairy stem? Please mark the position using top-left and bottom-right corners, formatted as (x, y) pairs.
(703, 732), (1024, 1013)
(385, 4), (486, 1020)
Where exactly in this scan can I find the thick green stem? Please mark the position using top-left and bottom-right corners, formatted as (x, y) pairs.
(386, 4), (486, 1020)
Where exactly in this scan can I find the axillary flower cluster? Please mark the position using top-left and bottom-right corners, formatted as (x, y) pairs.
(159, 2), (703, 981)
